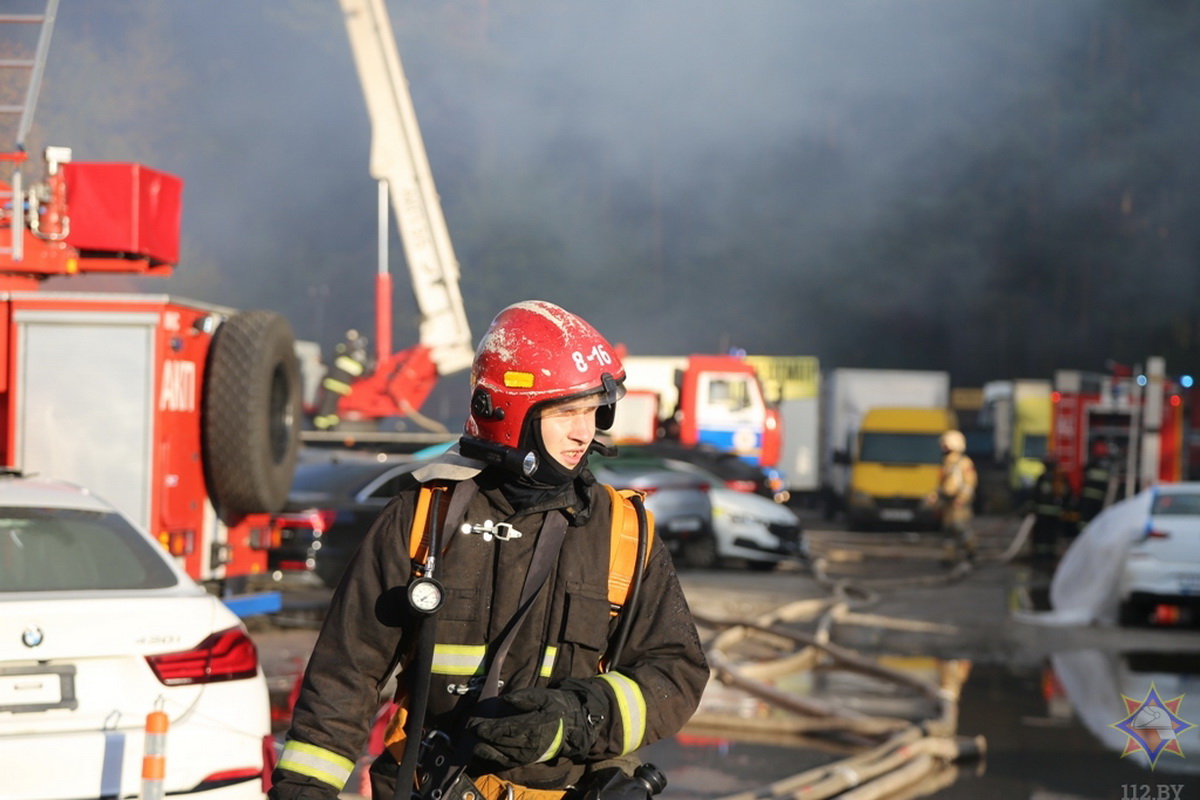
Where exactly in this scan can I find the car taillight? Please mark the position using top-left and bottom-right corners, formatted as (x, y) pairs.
(1153, 604), (1184, 626)
(274, 508), (337, 536)
(1145, 528), (1171, 540)
(725, 479), (758, 493)
(145, 627), (259, 686)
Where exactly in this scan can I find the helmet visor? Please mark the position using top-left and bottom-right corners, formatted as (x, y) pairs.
(529, 372), (626, 430)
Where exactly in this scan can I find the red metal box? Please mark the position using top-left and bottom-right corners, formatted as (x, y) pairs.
(62, 162), (183, 266)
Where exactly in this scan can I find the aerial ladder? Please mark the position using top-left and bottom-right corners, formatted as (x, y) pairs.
(319, 0), (474, 434)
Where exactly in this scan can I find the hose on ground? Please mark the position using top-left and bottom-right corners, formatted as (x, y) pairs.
(686, 517), (1021, 799)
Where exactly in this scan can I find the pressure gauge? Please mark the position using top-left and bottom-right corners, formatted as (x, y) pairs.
(408, 576), (445, 614)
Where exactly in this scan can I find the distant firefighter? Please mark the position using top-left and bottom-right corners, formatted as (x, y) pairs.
(1030, 455), (1072, 561)
(931, 429), (978, 561)
(1078, 438), (1115, 524)
(313, 329), (370, 430)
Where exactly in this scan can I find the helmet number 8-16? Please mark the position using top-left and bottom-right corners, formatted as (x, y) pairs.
(573, 345), (612, 372)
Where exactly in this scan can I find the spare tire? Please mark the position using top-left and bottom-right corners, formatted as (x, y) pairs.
(203, 309), (301, 520)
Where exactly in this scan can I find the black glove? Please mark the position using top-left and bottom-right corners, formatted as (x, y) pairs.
(466, 679), (607, 768)
(267, 773), (339, 800)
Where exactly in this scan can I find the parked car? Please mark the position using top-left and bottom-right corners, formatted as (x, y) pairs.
(1118, 482), (1200, 626)
(614, 442), (789, 502)
(591, 461), (714, 563)
(269, 451), (420, 588)
(0, 471), (272, 800)
(707, 485), (806, 571)
(594, 456), (804, 570)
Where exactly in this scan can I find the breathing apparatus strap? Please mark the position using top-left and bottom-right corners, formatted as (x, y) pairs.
(429, 509), (571, 798)
(393, 480), (479, 800)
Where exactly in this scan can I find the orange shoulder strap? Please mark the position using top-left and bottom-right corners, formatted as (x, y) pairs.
(604, 484), (655, 611)
(409, 483), (449, 564)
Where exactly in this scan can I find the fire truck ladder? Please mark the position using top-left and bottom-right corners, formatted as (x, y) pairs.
(1, 0), (61, 262)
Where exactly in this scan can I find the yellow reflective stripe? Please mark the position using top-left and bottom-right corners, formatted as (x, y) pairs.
(335, 355), (366, 376)
(596, 672), (646, 754)
(539, 646), (558, 678)
(536, 720), (565, 763)
(322, 378), (353, 395)
(431, 643), (487, 676)
(277, 740), (354, 791)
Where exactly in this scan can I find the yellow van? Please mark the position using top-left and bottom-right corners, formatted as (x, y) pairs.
(846, 407), (957, 530)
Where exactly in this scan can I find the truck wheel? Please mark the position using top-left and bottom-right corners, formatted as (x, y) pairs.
(681, 533), (719, 570)
(204, 310), (301, 519)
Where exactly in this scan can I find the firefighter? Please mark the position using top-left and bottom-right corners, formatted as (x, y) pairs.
(313, 328), (370, 430)
(1077, 439), (1114, 525)
(270, 301), (709, 800)
(1029, 455), (1071, 561)
(931, 429), (978, 562)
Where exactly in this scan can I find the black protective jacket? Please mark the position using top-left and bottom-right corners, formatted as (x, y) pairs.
(271, 466), (709, 799)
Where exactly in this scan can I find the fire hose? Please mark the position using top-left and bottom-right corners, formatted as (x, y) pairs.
(680, 518), (1034, 799)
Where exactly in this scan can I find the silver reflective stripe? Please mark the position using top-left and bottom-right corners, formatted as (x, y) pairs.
(540, 646), (558, 678)
(277, 740), (354, 791)
(432, 643), (487, 676)
(597, 672), (646, 754)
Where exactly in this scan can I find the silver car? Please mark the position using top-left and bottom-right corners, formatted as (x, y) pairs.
(594, 457), (805, 570)
(592, 462), (713, 566)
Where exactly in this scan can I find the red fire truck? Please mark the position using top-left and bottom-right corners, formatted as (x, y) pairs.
(1, 8), (301, 604)
(1051, 360), (1184, 497)
(609, 353), (782, 469)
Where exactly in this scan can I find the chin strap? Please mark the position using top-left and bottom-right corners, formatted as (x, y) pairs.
(588, 439), (617, 458)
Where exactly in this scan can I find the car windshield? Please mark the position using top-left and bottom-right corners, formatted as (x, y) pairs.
(858, 433), (944, 465)
(1151, 491), (1200, 516)
(0, 507), (178, 592)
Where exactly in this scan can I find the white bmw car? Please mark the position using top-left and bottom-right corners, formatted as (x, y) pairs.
(0, 473), (272, 800)
(1118, 482), (1200, 626)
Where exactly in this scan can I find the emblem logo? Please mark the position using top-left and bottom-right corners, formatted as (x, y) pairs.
(21, 626), (44, 648)
(1110, 682), (1196, 769)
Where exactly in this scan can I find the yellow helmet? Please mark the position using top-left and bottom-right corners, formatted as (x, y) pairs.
(940, 429), (967, 454)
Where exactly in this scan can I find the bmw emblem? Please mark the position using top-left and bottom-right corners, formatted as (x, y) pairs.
(21, 626), (44, 648)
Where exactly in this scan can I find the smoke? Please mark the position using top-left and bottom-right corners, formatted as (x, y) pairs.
(8, 0), (1198, 416)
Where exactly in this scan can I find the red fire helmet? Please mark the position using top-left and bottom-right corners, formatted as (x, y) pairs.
(464, 301), (626, 453)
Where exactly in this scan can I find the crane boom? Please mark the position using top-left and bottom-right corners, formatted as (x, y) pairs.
(338, 0), (473, 377)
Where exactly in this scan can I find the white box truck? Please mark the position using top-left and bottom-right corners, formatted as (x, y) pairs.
(820, 368), (952, 522)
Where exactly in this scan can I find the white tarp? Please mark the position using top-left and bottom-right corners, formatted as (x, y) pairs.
(1015, 488), (1153, 626)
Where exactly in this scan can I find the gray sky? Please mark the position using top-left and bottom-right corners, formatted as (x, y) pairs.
(11, 0), (1189, 414)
